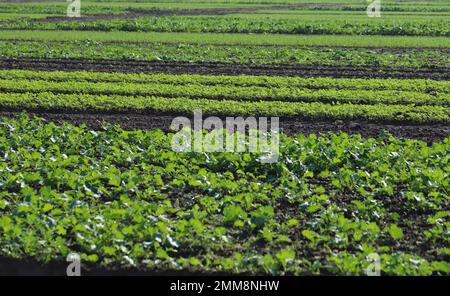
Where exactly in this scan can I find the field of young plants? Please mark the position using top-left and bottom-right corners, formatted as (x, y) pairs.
(0, 0), (449, 276)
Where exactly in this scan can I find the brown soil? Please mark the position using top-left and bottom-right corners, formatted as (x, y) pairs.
(1, 58), (448, 80)
(40, 8), (260, 23)
(25, 4), (335, 23)
(1, 110), (449, 143)
(0, 256), (231, 276)
(10, 39), (447, 52)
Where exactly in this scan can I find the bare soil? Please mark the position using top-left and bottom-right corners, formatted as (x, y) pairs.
(1, 110), (449, 143)
(1, 58), (448, 80)
(17, 3), (337, 23)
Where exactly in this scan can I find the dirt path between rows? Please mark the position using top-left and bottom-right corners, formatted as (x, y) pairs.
(4, 3), (339, 23)
(1, 111), (449, 143)
(1, 58), (448, 80)
(0, 256), (232, 276)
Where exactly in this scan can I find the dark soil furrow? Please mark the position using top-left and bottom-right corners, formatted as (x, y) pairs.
(1, 111), (449, 143)
(14, 4), (337, 23)
(0, 58), (448, 80)
(6, 39), (449, 52)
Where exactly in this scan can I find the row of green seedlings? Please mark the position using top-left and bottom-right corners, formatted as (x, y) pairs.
(1, 92), (449, 123)
(2, 16), (448, 36)
(1, 78), (449, 106)
(2, 70), (449, 93)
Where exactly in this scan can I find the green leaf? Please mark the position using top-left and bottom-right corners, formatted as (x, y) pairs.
(87, 254), (99, 263)
(250, 205), (274, 227)
(189, 257), (202, 266)
(0, 216), (12, 232)
(302, 229), (317, 242)
(276, 249), (295, 269)
(42, 203), (53, 213)
(223, 204), (246, 225)
(387, 224), (404, 240)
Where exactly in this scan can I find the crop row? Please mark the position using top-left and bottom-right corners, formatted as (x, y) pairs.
(0, 3), (127, 15)
(3, 30), (449, 48)
(260, 6), (450, 13)
(0, 115), (448, 275)
(1, 41), (448, 70)
(1, 2), (448, 15)
(2, 70), (449, 93)
(0, 2), (273, 16)
(3, 16), (449, 36)
(1, 92), (449, 123)
(1, 79), (448, 107)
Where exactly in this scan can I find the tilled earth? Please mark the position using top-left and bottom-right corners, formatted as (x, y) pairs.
(1, 58), (449, 80)
(0, 2), (351, 23)
(1, 56), (449, 142)
(1, 111), (449, 143)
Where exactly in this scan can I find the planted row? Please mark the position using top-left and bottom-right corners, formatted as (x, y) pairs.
(0, 115), (448, 275)
(2, 70), (449, 93)
(1, 41), (447, 70)
(1, 92), (449, 123)
(1, 78), (448, 107)
(3, 16), (448, 36)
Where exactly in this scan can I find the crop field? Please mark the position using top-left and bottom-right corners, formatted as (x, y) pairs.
(0, 0), (449, 277)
